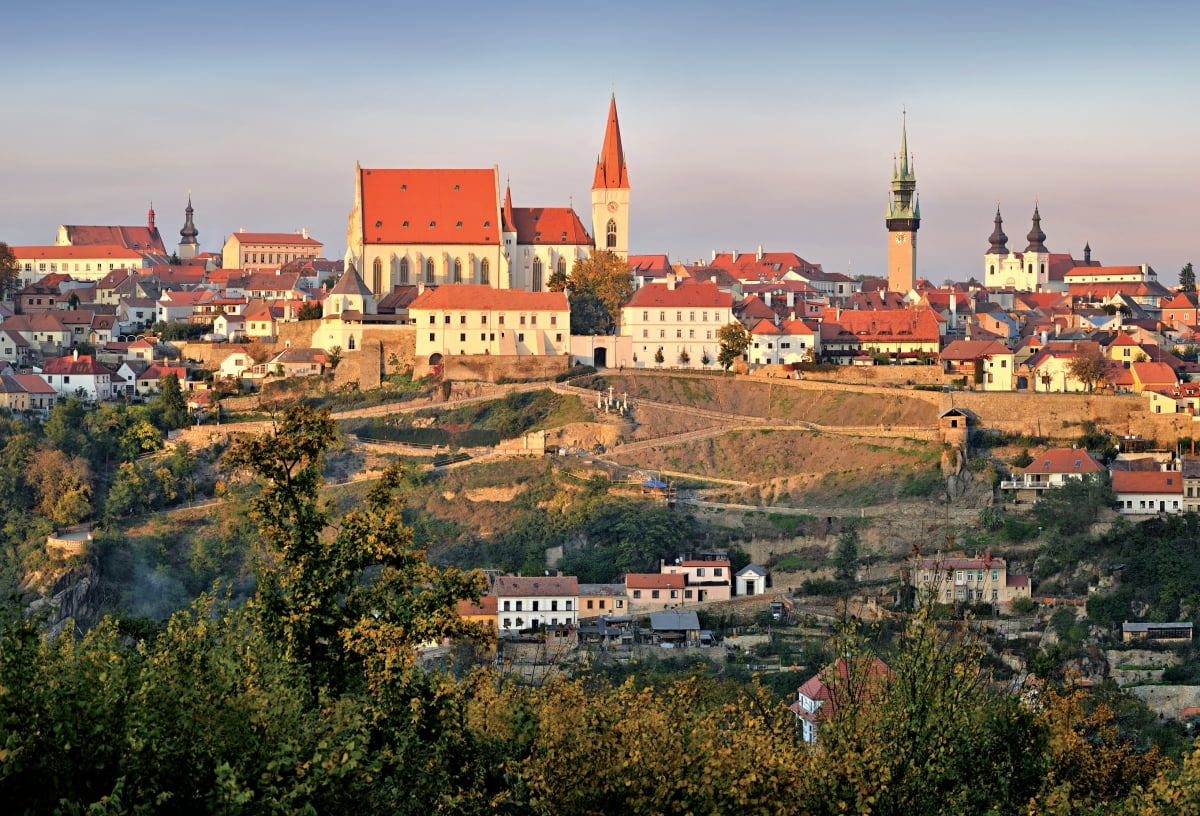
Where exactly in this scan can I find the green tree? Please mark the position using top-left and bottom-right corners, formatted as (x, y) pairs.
(158, 372), (189, 430)
(717, 321), (752, 370)
(654, 346), (665, 365)
(0, 242), (19, 300)
(1180, 261), (1195, 293)
(297, 301), (322, 320)
(833, 528), (859, 582)
(326, 345), (343, 370)
(565, 250), (634, 335)
(546, 264), (569, 292)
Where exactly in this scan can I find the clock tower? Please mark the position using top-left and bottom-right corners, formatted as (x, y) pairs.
(886, 112), (920, 294)
(591, 93), (630, 258)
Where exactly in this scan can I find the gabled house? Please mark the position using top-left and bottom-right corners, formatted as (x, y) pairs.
(577, 583), (628, 618)
(939, 339), (1014, 391)
(260, 347), (326, 379)
(661, 553), (733, 603)
(117, 297), (156, 332)
(493, 575), (579, 633)
(0, 329), (32, 368)
(135, 364), (187, 396)
(624, 573), (685, 612)
(1112, 470), (1183, 515)
(1001, 447), (1106, 494)
(791, 656), (892, 744)
(39, 350), (116, 403)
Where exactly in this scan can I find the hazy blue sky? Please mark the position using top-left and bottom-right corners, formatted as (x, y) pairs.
(3, 1), (1198, 283)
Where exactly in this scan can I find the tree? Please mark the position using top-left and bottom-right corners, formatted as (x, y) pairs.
(546, 264), (568, 292)
(0, 242), (19, 300)
(158, 373), (188, 430)
(1181, 262), (1195, 293)
(25, 448), (91, 527)
(678, 349), (690, 365)
(1066, 345), (1107, 392)
(717, 321), (752, 370)
(297, 301), (322, 321)
(565, 250), (634, 335)
(326, 345), (343, 370)
(833, 529), (859, 582)
(653, 346), (665, 365)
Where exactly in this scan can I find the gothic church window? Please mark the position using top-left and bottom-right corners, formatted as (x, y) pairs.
(372, 257), (383, 295)
(557, 256), (567, 278)
(426, 258), (435, 283)
(532, 258), (543, 291)
(480, 258), (490, 285)
(454, 258), (463, 283)
(399, 257), (409, 284)
(606, 219), (618, 249)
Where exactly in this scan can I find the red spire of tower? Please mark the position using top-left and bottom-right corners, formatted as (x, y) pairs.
(592, 94), (629, 190)
(502, 180), (515, 232)
(148, 202), (156, 229)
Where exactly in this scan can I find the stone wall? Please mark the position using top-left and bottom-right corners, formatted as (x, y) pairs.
(801, 364), (945, 387)
(422, 355), (570, 383)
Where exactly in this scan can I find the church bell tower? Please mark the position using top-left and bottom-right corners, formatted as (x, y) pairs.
(886, 112), (920, 293)
(591, 93), (630, 258)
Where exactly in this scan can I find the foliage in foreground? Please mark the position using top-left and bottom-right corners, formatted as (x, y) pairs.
(0, 405), (1196, 815)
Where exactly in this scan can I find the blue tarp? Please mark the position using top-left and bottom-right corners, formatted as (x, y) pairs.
(642, 480), (668, 489)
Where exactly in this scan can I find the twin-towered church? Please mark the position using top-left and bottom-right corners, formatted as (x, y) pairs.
(344, 95), (630, 298)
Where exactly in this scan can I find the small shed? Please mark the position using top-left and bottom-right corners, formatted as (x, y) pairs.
(938, 406), (972, 448)
(1122, 621), (1194, 643)
(736, 564), (769, 597)
(648, 610), (702, 647)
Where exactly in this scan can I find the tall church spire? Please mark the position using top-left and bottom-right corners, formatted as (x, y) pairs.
(1025, 203), (1048, 253)
(591, 93), (631, 258)
(593, 93), (630, 190)
(987, 206), (1009, 255)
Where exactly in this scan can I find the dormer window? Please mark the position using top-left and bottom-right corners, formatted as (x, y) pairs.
(453, 185), (460, 191)
(429, 221), (436, 228)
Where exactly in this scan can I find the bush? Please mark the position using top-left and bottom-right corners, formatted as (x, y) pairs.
(1010, 596), (1035, 614)
(556, 365), (596, 382)
(800, 577), (846, 596)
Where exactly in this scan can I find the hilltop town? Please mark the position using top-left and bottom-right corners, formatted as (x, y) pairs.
(5, 95), (1200, 813)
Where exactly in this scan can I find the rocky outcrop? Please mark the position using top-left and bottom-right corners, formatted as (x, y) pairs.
(24, 564), (103, 638)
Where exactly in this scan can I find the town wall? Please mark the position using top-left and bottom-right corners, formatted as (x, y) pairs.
(421, 355), (570, 383)
(799, 364), (945, 387)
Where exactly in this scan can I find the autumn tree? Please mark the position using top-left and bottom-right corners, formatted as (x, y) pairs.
(1066, 344), (1107, 392)
(25, 448), (91, 527)
(565, 250), (634, 335)
(717, 321), (752, 370)
(297, 301), (322, 320)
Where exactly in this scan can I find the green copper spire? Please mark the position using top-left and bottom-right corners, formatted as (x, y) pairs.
(886, 111), (919, 227)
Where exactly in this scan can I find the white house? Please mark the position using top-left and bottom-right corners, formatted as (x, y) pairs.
(620, 275), (733, 368)
(408, 284), (570, 361)
(735, 564), (769, 597)
(1000, 448), (1106, 493)
(1112, 470), (1183, 515)
(493, 575), (579, 633)
(39, 351), (116, 402)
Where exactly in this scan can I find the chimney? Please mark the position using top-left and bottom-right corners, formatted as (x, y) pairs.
(417, 280), (426, 295)
(666, 271), (677, 291)
(711, 250), (717, 263)
(787, 290), (795, 308)
(763, 291), (772, 307)
(301, 227), (309, 239)
(732, 250), (740, 263)
(756, 245), (764, 262)
(73, 348), (79, 361)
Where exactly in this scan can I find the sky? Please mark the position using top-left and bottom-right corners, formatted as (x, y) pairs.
(3, 0), (1198, 284)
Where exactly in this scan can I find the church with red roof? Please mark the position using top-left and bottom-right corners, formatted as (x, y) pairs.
(344, 95), (630, 299)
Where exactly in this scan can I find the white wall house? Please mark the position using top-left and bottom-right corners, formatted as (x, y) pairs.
(493, 575), (579, 633)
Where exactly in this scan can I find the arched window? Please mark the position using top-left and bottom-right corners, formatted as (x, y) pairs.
(399, 257), (409, 284)
(532, 258), (543, 291)
(1040, 264), (1046, 277)
(989, 265), (994, 276)
(1027, 264), (1033, 275)
(557, 256), (567, 278)
(606, 218), (618, 249)
(426, 258), (435, 283)
(372, 257), (383, 295)
(347, 335), (356, 350)
(453, 258), (463, 283)
(480, 258), (490, 285)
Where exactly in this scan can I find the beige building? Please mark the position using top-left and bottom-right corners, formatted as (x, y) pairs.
(408, 284), (569, 362)
(907, 551), (1030, 609)
(10, 245), (147, 285)
(221, 230), (323, 271)
(620, 275), (733, 368)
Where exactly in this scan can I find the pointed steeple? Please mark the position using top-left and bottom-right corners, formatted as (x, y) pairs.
(987, 206), (1009, 256)
(898, 109), (911, 180)
(593, 93), (630, 190)
(1025, 204), (1048, 253)
(177, 195), (199, 260)
(502, 180), (515, 233)
(148, 202), (156, 229)
(1083, 241), (1092, 264)
(886, 112), (918, 222)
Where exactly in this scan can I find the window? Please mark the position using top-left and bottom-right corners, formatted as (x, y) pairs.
(659, 311), (665, 321)
(499, 315), (505, 325)
(643, 311), (649, 320)
(372, 257), (383, 293)
(550, 315), (557, 325)
(426, 258), (435, 283)
(429, 315), (436, 324)
(633, 590), (642, 599)
(696, 568), (705, 577)
(459, 333), (466, 342)
(480, 258), (489, 284)
(517, 333), (524, 342)
(670, 590), (679, 599)
(515, 601), (523, 611)
(651, 590), (660, 599)
(551, 600), (558, 611)
(685, 589), (693, 599)
(587, 600), (594, 609)
(643, 330), (649, 338)
(530, 315), (537, 325)
(453, 258), (463, 283)
(444, 315), (451, 324)
(532, 601), (539, 611)
(606, 218), (617, 249)
(532, 258), (543, 291)
(565, 600), (571, 610)
(520, 315), (526, 325)
(714, 568), (723, 577)
(503, 618), (511, 628)
(616, 600), (623, 608)
(503, 600), (510, 611)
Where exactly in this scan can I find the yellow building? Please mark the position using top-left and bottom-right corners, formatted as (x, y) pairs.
(221, 230), (323, 271)
(907, 551), (1030, 609)
(408, 284), (570, 363)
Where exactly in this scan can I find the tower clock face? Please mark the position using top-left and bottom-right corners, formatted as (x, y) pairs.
(607, 201), (619, 212)
(895, 233), (907, 244)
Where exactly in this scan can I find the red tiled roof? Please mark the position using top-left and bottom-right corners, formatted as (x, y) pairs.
(625, 279), (731, 309)
(409, 284), (568, 312)
(1022, 448), (1105, 476)
(41, 354), (115, 376)
(11, 374), (55, 394)
(359, 167), (501, 246)
(625, 574), (685, 590)
(1064, 265), (1143, 278)
(819, 308), (941, 343)
(61, 224), (165, 254)
(11, 245), (144, 261)
(1112, 470), (1183, 495)
(510, 207), (591, 245)
(940, 340), (1011, 361)
(628, 255), (672, 274)
(456, 595), (498, 617)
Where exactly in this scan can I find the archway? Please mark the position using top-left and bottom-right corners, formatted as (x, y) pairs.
(594, 347), (608, 369)
(428, 353), (443, 366)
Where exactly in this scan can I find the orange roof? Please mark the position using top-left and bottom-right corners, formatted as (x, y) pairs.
(456, 595), (498, 617)
(940, 339), (1012, 361)
(493, 575), (578, 597)
(820, 308), (941, 342)
(1063, 265), (1143, 277)
(409, 284), (568, 312)
(750, 319), (784, 335)
(41, 354), (115, 376)
(625, 574), (684, 590)
(61, 224), (165, 254)
(593, 95), (629, 190)
(1131, 361), (1177, 387)
(1112, 470), (1182, 495)
(625, 279), (731, 309)
(509, 207), (591, 245)
(359, 167), (501, 246)
(11, 244), (144, 261)
(1022, 448), (1105, 476)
